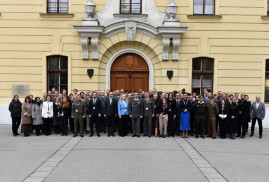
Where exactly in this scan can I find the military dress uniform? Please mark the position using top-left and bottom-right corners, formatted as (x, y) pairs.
(142, 98), (155, 137)
(72, 100), (86, 137)
(207, 101), (219, 139)
(194, 101), (207, 138)
(129, 98), (143, 137)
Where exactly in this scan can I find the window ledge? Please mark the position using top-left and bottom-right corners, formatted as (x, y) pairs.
(39, 13), (74, 18)
(261, 16), (269, 20)
(187, 14), (222, 19)
(113, 14), (148, 18)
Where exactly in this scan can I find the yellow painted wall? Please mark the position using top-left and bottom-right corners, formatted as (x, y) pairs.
(0, 0), (269, 104)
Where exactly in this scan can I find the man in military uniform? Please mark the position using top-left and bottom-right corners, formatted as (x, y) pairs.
(195, 96), (207, 138)
(71, 95), (86, 137)
(142, 92), (155, 137)
(129, 92), (143, 137)
(207, 96), (219, 139)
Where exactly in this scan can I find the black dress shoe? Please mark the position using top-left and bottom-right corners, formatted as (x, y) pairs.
(250, 134), (253, 137)
(241, 135), (245, 138)
(112, 134), (115, 137)
(73, 134), (77, 137)
(89, 133), (93, 137)
(200, 135), (205, 139)
(16, 133), (20, 135)
(108, 134), (111, 137)
(148, 135), (151, 137)
(80, 134), (84, 137)
(132, 134), (136, 137)
(97, 133), (100, 137)
(212, 137), (216, 139)
(13, 134), (17, 137)
(195, 135), (199, 138)
(236, 134), (240, 137)
(163, 135), (166, 138)
(61, 133), (64, 136)
(136, 135), (140, 138)
(259, 135), (262, 139)
(159, 135), (163, 138)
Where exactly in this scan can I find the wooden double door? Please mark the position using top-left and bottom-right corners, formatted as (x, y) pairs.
(111, 53), (149, 92)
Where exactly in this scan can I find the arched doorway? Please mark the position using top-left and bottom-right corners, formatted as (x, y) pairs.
(110, 53), (149, 91)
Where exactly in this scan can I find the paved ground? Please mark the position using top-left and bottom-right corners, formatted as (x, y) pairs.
(0, 125), (268, 182)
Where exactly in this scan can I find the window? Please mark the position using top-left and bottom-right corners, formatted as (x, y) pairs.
(194, 0), (215, 15)
(265, 59), (269, 102)
(120, 0), (142, 14)
(47, 56), (68, 94)
(47, 0), (68, 14)
(192, 58), (214, 95)
(267, 0), (269, 16)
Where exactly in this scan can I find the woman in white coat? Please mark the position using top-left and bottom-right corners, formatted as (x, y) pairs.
(42, 95), (54, 136)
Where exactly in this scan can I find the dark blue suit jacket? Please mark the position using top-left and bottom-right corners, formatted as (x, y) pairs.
(89, 98), (102, 116)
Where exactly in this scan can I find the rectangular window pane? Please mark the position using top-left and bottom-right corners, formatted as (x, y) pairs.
(203, 74), (213, 91)
(121, 0), (130, 3)
(48, 73), (57, 85)
(60, 73), (68, 84)
(132, 4), (141, 13)
(121, 4), (130, 13)
(205, 0), (214, 5)
(193, 59), (202, 71)
(194, 0), (203, 4)
(194, 4), (203, 14)
(205, 4), (214, 14)
(192, 74), (202, 95)
(48, 57), (58, 70)
(132, 0), (141, 3)
(59, 85), (68, 94)
(265, 74), (269, 101)
(203, 59), (213, 71)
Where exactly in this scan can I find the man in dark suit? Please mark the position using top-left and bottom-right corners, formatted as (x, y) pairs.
(89, 92), (102, 137)
(237, 95), (250, 138)
(104, 92), (117, 137)
(250, 96), (266, 138)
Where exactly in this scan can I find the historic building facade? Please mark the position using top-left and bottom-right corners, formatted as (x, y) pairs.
(1, 0), (269, 124)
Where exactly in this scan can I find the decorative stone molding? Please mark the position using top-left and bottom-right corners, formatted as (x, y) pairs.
(162, 38), (170, 61)
(172, 38), (180, 60)
(91, 37), (99, 60)
(125, 21), (137, 41)
(81, 37), (89, 60)
(74, 0), (188, 60)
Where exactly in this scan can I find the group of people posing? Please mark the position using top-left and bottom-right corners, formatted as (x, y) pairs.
(8, 88), (266, 139)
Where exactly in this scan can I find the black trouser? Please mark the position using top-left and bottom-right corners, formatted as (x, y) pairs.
(176, 115), (181, 134)
(195, 115), (206, 136)
(43, 118), (52, 135)
(143, 116), (152, 136)
(100, 115), (106, 132)
(69, 117), (74, 133)
(238, 115), (248, 136)
(168, 114), (176, 136)
(251, 117), (263, 136)
(229, 118), (238, 135)
(35, 125), (41, 135)
(119, 115), (128, 136)
(106, 115), (115, 135)
(90, 115), (100, 134)
(12, 117), (21, 135)
(219, 118), (227, 138)
(190, 113), (195, 135)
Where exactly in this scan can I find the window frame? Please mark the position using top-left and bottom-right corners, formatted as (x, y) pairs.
(265, 59), (269, 102)
(47, 56), (68, 94)
(192, 57), (214, 95)
(193, 0), (215, 15)
(267, 0), (269, 15)
(120, 0), (142, 14)
(47, 0), (69, 14)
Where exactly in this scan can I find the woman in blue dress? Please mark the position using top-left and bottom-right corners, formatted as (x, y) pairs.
(180, 94), (191, 138)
